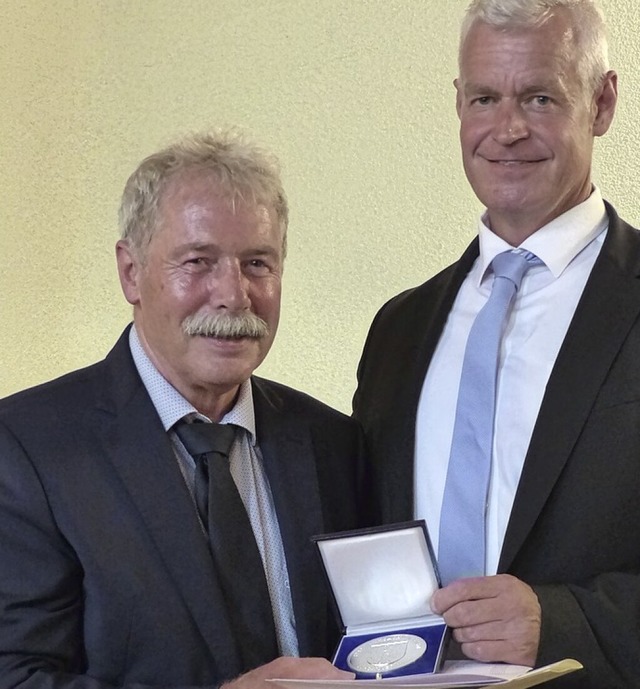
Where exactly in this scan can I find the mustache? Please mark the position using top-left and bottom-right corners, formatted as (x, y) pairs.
(182, 311), (269, 339)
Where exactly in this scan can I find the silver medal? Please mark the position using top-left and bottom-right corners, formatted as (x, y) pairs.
(347, 633), (427, 675)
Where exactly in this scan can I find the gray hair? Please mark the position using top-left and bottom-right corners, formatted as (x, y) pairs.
(459, 0), (609, 95)
(119, 129), (289, 258)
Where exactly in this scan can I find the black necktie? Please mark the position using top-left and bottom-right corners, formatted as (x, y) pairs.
(174, 421), (279, 670)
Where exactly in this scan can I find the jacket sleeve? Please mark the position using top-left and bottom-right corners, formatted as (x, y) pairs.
(533, 575), (640, 689)
(0, 422), (218, 689)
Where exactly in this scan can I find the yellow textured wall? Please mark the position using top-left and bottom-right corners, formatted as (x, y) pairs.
(1, 0), (639, 413)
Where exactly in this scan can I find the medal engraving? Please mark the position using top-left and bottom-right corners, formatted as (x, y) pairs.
(347, 633), (427, 675)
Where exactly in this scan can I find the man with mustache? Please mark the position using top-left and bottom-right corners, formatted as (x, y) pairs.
(354, 1), (639, 687)
(0, 131), (370, 689)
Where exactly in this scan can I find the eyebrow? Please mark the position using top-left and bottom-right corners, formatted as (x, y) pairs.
(174, 243), (281, 257)
(463, 81), (560, 98)
(462, 82), (500, 97)
(520, 83), (560, 96)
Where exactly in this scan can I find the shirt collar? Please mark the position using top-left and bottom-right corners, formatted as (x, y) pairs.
(128, 325), (257, 444)
(476, 187), (608, 285)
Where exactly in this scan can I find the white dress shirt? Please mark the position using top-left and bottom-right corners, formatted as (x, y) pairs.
(415, 189), (609, 576)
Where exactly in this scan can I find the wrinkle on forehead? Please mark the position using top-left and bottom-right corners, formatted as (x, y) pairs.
(460, 15), (583, 102)
(158, 171), (269, 231)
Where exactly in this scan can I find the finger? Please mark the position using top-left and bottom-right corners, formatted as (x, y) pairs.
(453, 620), (510, 644)
(431, 576), (489, 613)
(454, 617), (540, 664)
(460, 636), (538, 667)
(440, 596), (504, 628)
(460, 639), (510, 664)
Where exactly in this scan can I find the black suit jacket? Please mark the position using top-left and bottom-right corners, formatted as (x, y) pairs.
(0, 328), (371, 689)
(353, 203), (640, 689)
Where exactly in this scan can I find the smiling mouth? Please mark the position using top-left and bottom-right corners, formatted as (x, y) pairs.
(485, 157), (545, 165)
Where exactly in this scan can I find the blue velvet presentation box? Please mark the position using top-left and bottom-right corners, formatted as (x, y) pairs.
(313, 521), (449, 680)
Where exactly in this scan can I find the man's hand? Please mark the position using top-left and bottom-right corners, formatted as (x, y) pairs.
(431, 574), (541, 667)
(223, 657), (354, 689)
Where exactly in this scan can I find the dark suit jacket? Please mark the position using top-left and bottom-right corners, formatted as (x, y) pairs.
(0, 328), (371, 689)
(353, 203), (640, 689)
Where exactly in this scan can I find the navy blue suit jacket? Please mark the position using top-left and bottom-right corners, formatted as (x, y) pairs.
(0, 328), (371, 688)
(353, 203), (640, 689)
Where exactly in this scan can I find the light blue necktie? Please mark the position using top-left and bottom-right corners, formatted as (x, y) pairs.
(437, 249), (540, 586)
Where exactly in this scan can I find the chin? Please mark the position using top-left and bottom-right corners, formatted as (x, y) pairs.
(212, 358), (262, 382)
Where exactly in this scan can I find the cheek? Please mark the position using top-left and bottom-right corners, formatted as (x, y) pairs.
(253, 282), (281, 317)
(459, 121), (483, 154)
(170, 273), (211, 305)
(147, 280), (208, 327)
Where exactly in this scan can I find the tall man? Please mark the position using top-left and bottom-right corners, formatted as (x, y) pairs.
(0, 131), (370, 688)
(354, 1), (639, 687)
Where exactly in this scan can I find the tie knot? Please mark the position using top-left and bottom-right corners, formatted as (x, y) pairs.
(175, 420), (236, 458)
(491, 249), (540, 291)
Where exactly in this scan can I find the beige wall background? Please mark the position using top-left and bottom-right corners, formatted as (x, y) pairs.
(1, 0), (639, 413)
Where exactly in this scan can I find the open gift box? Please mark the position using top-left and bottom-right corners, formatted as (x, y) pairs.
(313, 521), (449, 679)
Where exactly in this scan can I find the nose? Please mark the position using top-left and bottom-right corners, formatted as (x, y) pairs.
(211, 260), (251, 311)
(493, 100), (529, 145)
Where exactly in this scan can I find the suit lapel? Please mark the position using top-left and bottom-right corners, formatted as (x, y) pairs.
(252, 379), (327, 657)
(95, 332), (242, 677)
(500, 208), (640, 570)
(382, 240), (480, 523)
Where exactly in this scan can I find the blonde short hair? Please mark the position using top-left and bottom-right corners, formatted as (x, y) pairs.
(119, 129), (288, 258)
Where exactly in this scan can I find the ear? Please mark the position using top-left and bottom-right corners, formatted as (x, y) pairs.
(454, 78), (463, 118)
(592, 70), (618, 137)
(116, 239), (143, 306)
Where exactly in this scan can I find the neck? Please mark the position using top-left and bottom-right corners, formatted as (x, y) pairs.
(485, 187), (594, 245)
(486, 218), (542, 246)
(132, 323), (241, 422)
(187, 385), (240, 422)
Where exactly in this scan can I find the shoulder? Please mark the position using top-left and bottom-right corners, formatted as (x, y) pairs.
(604, 201), (640, 244)
(605, 200), (640, 232)
(0, 329), (134, 434)
(0, 359), (112, 476)
(601, 201), (640, 274)
(0, 359), (107, 423)
(370, 242), (478, 331)
(251, 376), (356, 427)
(250, 377), (365, 452)
(250, 377), (366, 491)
